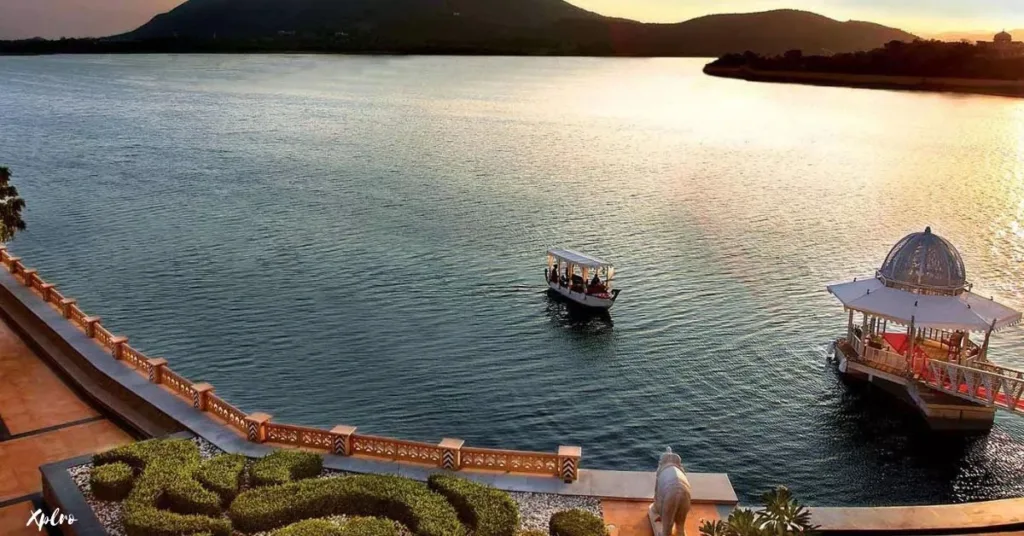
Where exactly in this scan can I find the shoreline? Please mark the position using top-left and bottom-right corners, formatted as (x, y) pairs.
(703, 65), (1024, 99)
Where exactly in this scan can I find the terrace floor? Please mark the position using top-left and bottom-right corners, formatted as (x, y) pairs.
(0, 314), (133, 535)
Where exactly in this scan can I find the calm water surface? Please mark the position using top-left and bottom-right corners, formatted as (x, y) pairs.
(2, 55), (1023, 506)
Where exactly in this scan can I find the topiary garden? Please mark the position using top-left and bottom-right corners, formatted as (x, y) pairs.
(85, 438), (608, 536)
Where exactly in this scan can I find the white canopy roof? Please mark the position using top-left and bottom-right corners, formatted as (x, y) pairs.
(547, 248), (612, 269)
(827, 277), (1022, 332)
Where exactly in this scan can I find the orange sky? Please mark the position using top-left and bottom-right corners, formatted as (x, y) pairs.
(2, 0), (1023, 40)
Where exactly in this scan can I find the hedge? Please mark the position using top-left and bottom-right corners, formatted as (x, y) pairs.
(271, 517), (402, 536)
(427, 474), (519, 536)
(196, 453), (246, 505)
(90, 462), (134, 501)
(517, 530), (548, 536)
(229, 473), (465, 536)
(251, 450), (324, 487)
(550, 509), (607, 536)
(93, 439), (231, 536)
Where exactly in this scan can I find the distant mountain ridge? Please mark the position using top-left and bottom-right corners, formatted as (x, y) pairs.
(122, 3), (918, 56)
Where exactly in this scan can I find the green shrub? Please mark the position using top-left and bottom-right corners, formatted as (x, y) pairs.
(229, 473), (465, 536)
(272, 519), (345, 536)
(427, 474), (519, 536)
(251, 450), (324, 487)
(517, 530), (547, 536)
(93, 438), (231, 536)
(90, 462), (134, 501)
(196, 453), (246, 505)
(271, 518), (402, 536)
(550, 509), (607, 536)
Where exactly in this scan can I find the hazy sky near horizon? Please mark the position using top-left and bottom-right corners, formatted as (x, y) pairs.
(1, 0), (1023, 40)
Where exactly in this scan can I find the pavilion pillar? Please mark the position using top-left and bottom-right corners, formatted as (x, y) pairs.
(846, 309), (854, 343)
(980, 320), (996, 362)
(907, 315), (916, 374)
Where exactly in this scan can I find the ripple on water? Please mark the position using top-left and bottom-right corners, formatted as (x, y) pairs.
(2, 55), (1024, 506)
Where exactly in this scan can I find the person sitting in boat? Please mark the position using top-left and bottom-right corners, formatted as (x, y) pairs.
(549, 265), (560, 283)
(588, 273), (606, 294)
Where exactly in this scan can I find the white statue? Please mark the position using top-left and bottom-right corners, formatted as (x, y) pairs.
(648, 447), (692, 536)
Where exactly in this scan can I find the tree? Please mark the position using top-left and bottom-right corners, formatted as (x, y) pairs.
(699, 486), (819, 536)
(0, 167), (27, 242)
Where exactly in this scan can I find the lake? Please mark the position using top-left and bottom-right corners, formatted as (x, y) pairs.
(1, 54), (1022, 506)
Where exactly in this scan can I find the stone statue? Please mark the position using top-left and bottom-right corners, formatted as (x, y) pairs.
(648, 447), (692, 536)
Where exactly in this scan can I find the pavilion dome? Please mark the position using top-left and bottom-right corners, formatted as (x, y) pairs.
(995, 30), (1013, 43)
(877, 227), (968, 295)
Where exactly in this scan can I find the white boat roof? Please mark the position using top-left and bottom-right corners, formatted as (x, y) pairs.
(547, 248), (613, 268)
(827, 277), (1022, 332)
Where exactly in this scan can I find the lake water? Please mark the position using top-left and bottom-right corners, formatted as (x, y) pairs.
(2, 55), (1023, 506)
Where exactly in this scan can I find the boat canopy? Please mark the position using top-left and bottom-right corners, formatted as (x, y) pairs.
(547, 248), (613, 269)
(827, 277), (1022, 333)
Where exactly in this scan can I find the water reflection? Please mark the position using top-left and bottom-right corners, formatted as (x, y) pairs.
(544, 292), (614, 334)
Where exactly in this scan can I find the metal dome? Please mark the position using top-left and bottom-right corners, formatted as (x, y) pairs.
(877, 227), (969, 295)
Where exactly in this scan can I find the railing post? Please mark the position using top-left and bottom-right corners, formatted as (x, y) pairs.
(110, 336), (128, 360)
(330, 425), (357, 456)
(39, 283), (55, 301)
(557, 446), (581, 483)
(146, 358), (168, 383)
(59, 298), (77, 318)
(245, 413), (272, 443)
(438, 438), (465, 471)
(83, 316), (101, 338)
(191, 382), (214, 410)
(7, 257), (22, 274)
(20, 268), (36, 286)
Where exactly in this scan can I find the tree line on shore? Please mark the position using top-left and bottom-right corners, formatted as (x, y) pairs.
(709, 39), (1024, 81)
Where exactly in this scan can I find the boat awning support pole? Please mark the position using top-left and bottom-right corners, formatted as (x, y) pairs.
(981, 319), (996, 362)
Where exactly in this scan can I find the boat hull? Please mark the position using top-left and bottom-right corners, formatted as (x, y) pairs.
(547, 280), (617, 310)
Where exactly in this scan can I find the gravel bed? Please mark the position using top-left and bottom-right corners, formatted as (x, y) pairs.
(69, 437), (601, 536)
(510, 491), (603, 532)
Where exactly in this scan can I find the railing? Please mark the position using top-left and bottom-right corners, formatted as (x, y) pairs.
(120, 344), (149, 371)
(921, 359), (1024, 414)
(0, 244), (582, 481)
(265, 422), (335, 451)
(94, 324), (113, 348)
(207, 393), (247, 432)
(350, 434), (444, 465)
(860, 345), (911, 375)
(461, 447), (560, 477)
(161, 368), (195, 399)
(67, 305), (87, 327)
(849, 335), (864, 358)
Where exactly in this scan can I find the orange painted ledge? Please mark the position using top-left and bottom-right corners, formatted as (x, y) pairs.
(810, 497), (1024, 532)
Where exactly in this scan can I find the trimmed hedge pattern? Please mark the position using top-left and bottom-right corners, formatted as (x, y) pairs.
(229, 474), (466, 536)
(550, 509), (607, 536)
(427, 474), (519, 536)
(90, 462), (134, 501)
(271, 517), (402, 536)
(251, 450), (324, 487)
(92, 439), (231, 536)
(197, 453), (246, 505)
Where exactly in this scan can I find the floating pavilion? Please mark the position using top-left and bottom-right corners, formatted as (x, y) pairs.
(828, 227), (1024, 429)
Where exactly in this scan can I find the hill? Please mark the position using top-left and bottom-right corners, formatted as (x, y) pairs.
(119, 4), (916, 56)
(927, 29), (1024, 43)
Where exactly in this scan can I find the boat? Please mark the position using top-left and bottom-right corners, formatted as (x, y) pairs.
(545, 248), (621, 310)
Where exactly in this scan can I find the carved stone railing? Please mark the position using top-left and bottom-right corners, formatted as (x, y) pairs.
(461, 447), (559, 476)
(207, 393), (247, 432)
(120, 344), (148, 371)
(350, 434), (444, 466)
(0, 244), (582, 481)
(265, 422), (335, 451)
(161, 368), (196, 400)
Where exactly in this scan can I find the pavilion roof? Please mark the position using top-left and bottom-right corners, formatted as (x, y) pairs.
(827, 277), (1022, 332)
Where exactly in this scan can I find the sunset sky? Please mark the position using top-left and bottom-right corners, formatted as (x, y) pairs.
(2, 0), (1024, 40)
